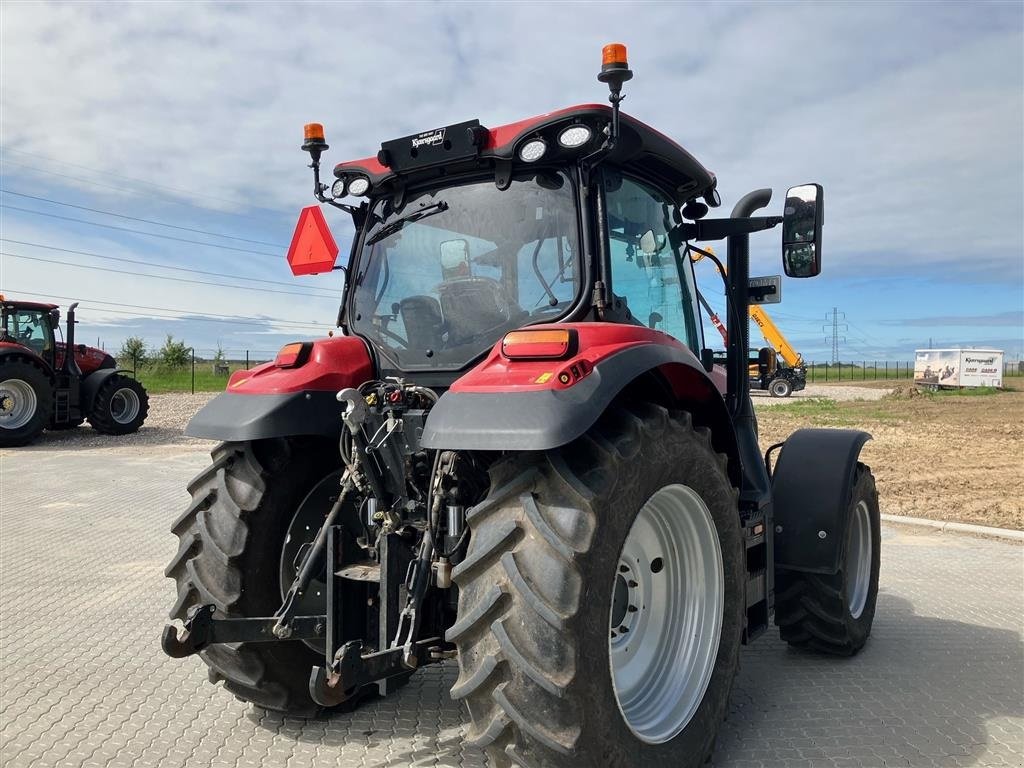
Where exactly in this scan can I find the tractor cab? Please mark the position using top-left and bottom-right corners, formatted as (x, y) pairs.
(0, 300), (59, 363)
(288, 51), (721, 384)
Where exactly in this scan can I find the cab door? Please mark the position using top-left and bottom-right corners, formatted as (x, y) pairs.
(603, 174), (702, 349)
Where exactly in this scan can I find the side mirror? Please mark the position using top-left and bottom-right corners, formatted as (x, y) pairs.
(440, 239), (470, 279)
(700, 348), (715, 372)
(782, 183), (823, 278)
(639, 229), (666, 257)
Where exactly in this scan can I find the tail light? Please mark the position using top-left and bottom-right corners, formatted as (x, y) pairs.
(501, 329), (575, 360)
(275, 342), (312, 368)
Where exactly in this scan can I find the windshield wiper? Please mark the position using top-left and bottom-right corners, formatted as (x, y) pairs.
(366, 201), (449, 245)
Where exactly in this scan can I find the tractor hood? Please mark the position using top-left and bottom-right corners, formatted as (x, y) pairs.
(56, 342), (116, 376)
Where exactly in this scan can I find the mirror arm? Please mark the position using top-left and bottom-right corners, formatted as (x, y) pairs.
(673, 215), (782, 242)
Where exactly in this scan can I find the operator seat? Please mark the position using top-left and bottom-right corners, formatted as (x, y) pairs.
(399, 295), (445, 352)
(438, 277), (524, 347)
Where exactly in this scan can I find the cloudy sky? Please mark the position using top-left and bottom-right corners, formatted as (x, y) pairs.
(1, 1), (1021, 362)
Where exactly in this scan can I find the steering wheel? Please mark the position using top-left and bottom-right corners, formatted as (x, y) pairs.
(372, 315), (410, 349)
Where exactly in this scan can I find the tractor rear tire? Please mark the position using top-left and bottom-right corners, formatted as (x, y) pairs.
(769, 377), (793, 398)
(449, 404), (744, 768)
(776, 464), (880, 655)
(88, 374), (149, 434)
(0, 357), (52, 447)
(166, 438), (346, 716)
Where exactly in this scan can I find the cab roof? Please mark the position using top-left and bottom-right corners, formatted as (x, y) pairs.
(334, 104), (716, 205)
(0, 298), (58, 311)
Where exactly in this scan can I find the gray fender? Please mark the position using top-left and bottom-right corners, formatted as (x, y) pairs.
(184, 390), (344, 441)
(81, 368), (124, 411)
(421, 344), (739, 482)
(772, 428), (872, 574)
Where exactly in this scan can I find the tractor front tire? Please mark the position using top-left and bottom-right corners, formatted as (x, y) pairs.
(0, 357), (52, 447)
(769, 377), (794, 398)
(166, 439), (341, 716)
(776, 464), (880, 655)
(88, 374), (149, 435)
(449, 404), (744, 768)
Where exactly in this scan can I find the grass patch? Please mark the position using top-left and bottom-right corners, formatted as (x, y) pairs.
(125, 363), (256, 394)
(763, 397), (905, 427)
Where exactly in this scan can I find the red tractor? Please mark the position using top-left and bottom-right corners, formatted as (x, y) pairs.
(0, 297), (149, 446)
(163, 45), (879, 768)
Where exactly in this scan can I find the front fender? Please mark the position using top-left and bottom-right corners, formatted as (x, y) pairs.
(772, 428), (872, 574)
(80, 368), (124, 411)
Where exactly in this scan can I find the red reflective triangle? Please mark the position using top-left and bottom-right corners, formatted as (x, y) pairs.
(286, 206), (340, 276)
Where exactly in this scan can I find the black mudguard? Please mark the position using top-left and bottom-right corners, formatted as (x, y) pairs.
(185, 390), (344, 441)
(772, 428), (871, 574)
(81, 368), (124, 412)
(421, 344), (735, 458)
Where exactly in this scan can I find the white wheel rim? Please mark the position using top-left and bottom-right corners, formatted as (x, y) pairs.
(110, 387), (140, 424)
(609, 483), (724, 744)
(846, 500), (872, 619)
(0, 379), (38, 430)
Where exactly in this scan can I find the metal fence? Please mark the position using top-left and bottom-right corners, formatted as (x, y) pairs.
(804, 361), (1023, 383)
(123, 350), (277, 394)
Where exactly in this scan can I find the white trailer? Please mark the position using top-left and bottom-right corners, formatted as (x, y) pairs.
(914, 348), (1004, 389)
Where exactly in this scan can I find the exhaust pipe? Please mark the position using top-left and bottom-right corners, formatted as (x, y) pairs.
(62, 302), (82, 377)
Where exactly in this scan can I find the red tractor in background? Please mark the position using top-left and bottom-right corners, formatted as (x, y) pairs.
(0, 297), (149, 446)
(163, 45), (880, 768)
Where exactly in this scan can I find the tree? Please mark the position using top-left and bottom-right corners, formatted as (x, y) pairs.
(158, 334), (191, 368)
(117, 336), (148, 367)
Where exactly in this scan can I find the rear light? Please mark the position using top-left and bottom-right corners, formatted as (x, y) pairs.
(347, 177), (370, 196)
(275, 342), (312, 368)
(518, 139), (547, 163)
(501, 329), (575, 359)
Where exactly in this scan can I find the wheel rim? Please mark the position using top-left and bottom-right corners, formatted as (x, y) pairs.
(846, 500), (872, 619)
(609, 483), (724, 744)
(109, 387), (140, 424)
(0, 379), (37, 430)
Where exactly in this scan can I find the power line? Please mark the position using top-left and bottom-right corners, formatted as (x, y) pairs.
(3, 289), (330, 330)
(0, 203), (281, 257)
(2, 147), (255, 210)
(0, 238), (338, 295)
(0, 189), (286, 247)
(2, 252), (341, 299)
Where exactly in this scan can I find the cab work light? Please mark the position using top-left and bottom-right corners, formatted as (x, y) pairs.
(501, 329), (575, 360)
(275, 341), (312, 368)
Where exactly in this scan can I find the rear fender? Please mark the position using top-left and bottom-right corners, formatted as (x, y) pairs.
(772, 428), (871, 574)
(0, 344), (54, 377)
(185, 335), (374, 441)
(420, 323), (740, 485)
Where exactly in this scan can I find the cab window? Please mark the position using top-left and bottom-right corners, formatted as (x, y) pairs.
(9, 310), (52, 356)
(605, 175), (700, 348)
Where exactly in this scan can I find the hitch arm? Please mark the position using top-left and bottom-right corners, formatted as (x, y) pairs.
(161, 605), (327, 658)
(308, 637), (445, 707)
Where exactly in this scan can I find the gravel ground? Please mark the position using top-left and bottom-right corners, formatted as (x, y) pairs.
(752, 383), (893, 405)
(17, 393), (216, 450)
